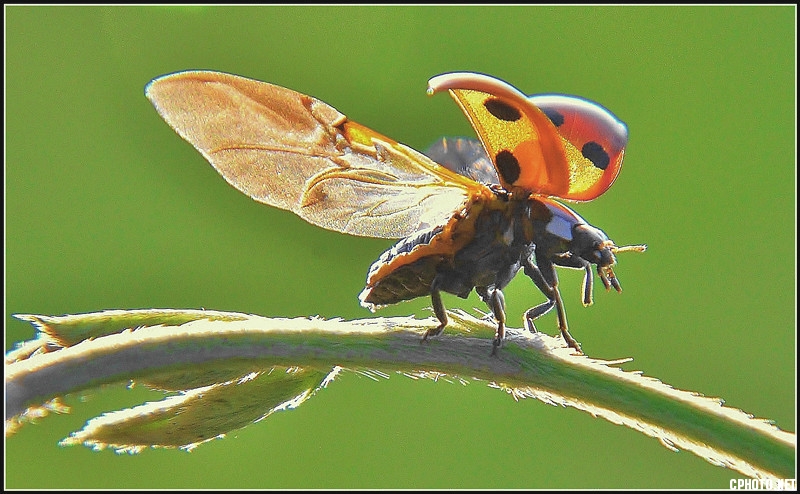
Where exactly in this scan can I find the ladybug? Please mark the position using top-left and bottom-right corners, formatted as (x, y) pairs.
(146, 71), (645, 354)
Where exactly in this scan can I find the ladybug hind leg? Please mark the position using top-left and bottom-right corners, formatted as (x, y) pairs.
(422, 277), (448, 343)
(423, 289), (447, 342)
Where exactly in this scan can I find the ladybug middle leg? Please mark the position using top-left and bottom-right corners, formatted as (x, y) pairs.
(476, 285), (506, 355)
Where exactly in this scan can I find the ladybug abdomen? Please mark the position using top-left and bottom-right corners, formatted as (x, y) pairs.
(359, 226), (450, 308)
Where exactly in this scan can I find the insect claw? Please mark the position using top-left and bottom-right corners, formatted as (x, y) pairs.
(560, 328), (583, 354)
(491, 336), (502, 356)
(421, 324), (445, 344)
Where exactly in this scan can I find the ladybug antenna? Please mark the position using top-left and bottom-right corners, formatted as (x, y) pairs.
(611, 244), (647, 254)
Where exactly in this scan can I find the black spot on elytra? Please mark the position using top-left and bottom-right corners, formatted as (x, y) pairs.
(542, 108), (564, 127)
(484, 98), (521, 121)
(582, 141), (610, 170)
(495, 150), (521, 184)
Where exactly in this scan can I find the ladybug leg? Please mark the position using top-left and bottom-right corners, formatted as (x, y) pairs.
(581, 263), (594, 306)
(422, 278), (448, 343)
(522, 259), (556, 333)
(468, 291), (497, 323)
(523, 258), (582, 353)
(474, 287), (494, 322)
(477, 285), (507, 355)
(522, 299), (554, 333)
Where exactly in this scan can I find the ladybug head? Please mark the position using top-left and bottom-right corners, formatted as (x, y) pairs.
(570, 224), (646, 292)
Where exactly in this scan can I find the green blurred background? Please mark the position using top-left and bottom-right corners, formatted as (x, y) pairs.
(5, 5), (795, 489)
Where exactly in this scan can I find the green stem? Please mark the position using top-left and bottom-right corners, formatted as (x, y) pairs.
(5, 308), (795, 479)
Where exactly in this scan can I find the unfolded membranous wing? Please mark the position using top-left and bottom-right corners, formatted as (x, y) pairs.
(146, 71), (484, 238)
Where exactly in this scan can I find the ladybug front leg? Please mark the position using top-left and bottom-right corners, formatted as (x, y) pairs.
(476, 285), (507, 355)
(523, 257), (582, 353)
(581, 262), (594, 306)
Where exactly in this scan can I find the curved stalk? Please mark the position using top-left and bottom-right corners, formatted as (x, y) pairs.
(5, 308), (795, 479)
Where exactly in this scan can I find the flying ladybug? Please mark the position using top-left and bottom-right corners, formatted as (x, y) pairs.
(145, 71), (645, 354)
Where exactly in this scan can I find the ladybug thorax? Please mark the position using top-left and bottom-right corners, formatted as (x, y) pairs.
(453, 197), (534, 259)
